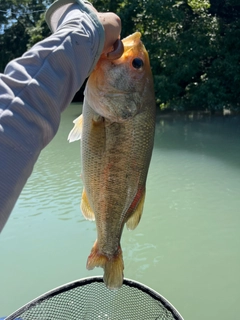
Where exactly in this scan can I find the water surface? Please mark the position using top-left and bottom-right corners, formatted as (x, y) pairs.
(1, 104), (240, 319)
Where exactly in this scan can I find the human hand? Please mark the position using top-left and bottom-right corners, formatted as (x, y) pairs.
(86, 4), (123, 59)
(96, 12), (123, 59)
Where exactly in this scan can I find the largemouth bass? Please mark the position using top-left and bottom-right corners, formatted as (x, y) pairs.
(68, 32), (156, 290)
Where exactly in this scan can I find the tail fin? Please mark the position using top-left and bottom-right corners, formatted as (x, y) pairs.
(86, 241), (124, 290)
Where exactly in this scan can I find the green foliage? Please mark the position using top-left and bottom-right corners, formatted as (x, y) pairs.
(26, 13), (51, 49)
(188, 0), (210, 11)
(1, 0), (240, 111)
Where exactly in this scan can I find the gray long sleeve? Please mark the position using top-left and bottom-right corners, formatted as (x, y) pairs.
(0, 0), (104, 232)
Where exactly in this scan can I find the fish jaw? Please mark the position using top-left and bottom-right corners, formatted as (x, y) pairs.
(121, 31), (143, 54)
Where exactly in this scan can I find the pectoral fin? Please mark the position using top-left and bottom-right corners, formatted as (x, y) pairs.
(68, 114), (83, 142)
(80, 189), (95, 221)
(126, 188), (146, 230)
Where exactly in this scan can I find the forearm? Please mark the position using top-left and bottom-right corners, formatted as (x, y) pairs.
(0, 4), (104, 232)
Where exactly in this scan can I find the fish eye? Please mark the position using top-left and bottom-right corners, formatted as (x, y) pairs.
(132, 58), (144, 69)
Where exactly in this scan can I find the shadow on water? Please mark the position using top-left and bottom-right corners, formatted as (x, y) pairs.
(154, 110), (240, 169)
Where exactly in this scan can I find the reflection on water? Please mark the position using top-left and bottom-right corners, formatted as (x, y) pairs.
(0, 105), (240, 320)
(156, 113), (240, 168)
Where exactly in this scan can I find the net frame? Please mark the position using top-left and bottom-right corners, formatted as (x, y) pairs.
(5, 276), (184, 320)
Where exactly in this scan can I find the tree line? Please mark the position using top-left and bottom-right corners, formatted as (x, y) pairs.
(1, 0), (239, 112)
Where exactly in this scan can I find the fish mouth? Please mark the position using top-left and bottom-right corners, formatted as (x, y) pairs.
(122, 32), (142, 51)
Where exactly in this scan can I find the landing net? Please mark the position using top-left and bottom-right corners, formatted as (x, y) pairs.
(5, 276), (184, 320)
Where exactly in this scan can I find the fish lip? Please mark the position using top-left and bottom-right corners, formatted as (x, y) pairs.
(122, 32), (142, 50)
(122, 31), (141, 44)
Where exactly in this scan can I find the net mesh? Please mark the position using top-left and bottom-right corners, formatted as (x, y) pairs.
(6, 277), (183, 320)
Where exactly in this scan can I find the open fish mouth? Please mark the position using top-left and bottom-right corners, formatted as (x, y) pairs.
(122, 32), (143, 52)
(122, 32), (141, 46)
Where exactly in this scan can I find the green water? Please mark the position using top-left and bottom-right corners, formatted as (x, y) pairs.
(1, 104), (240, 319)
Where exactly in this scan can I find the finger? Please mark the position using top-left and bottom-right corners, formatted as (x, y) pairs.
(106, 39), (124, 60)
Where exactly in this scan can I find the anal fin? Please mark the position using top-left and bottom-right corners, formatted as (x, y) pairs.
(126, 188), (146, 230)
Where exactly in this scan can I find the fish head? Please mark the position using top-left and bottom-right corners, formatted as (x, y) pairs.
(85, 32), (154, 122)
